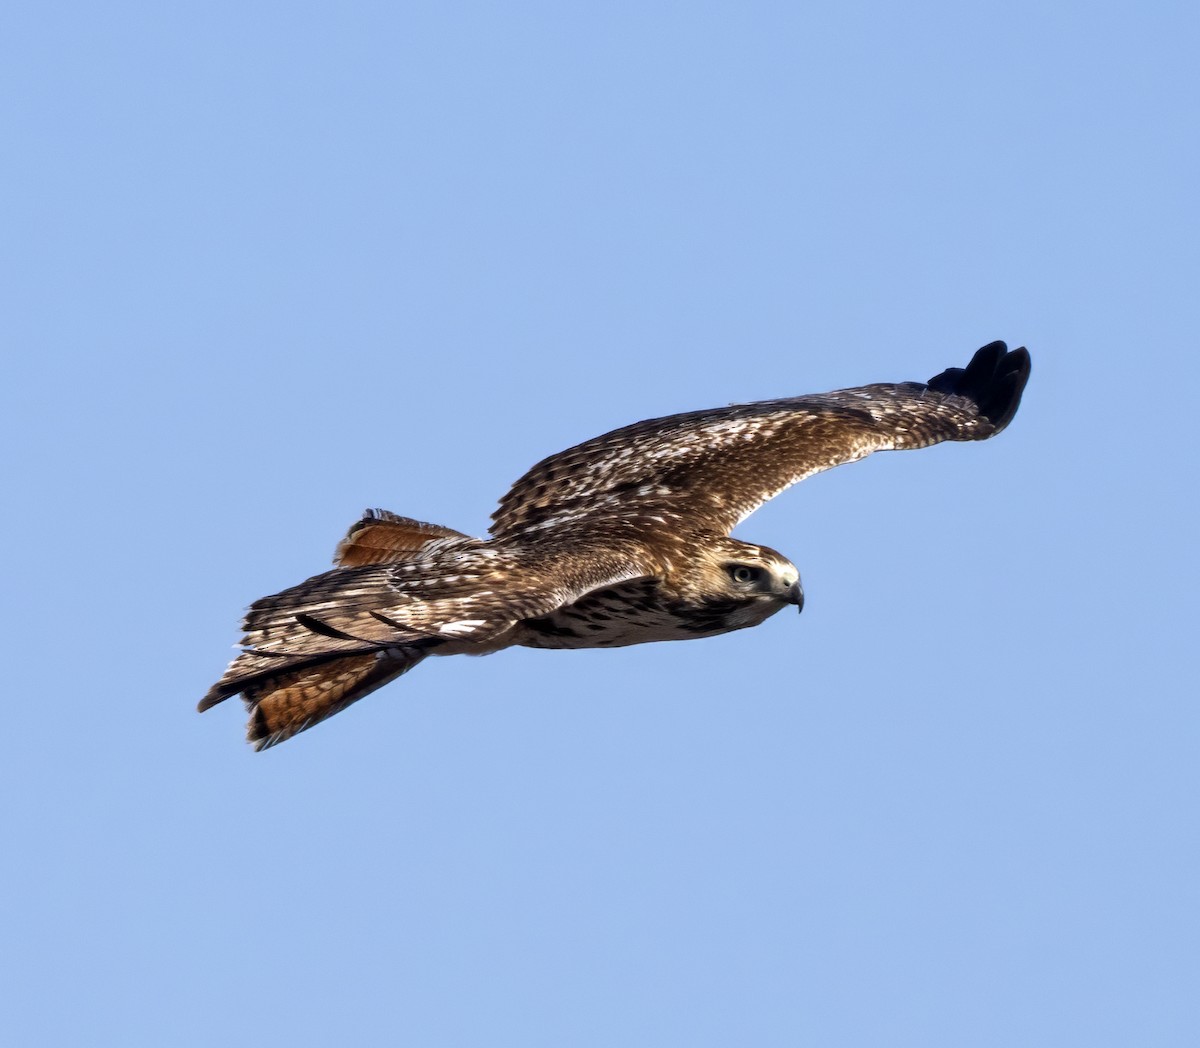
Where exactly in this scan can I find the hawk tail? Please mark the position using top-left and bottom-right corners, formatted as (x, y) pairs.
(199, 646), (430, 750)
(199, 557), (448, 749)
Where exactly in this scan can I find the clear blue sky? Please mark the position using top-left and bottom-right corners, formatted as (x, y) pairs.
(3, 2), (1197, 1045)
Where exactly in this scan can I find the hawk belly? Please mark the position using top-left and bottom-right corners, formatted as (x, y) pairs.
(514, 579), (781, 650)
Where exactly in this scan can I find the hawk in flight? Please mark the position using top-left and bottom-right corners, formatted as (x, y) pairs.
(201, 341), (1030, 749)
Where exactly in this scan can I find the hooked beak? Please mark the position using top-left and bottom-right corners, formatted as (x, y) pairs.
(786, 580), (804, 612)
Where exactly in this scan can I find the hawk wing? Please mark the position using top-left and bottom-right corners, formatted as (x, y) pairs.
(490, 342), (1030, 538)
(203, 539), (663, 676)
(200, 535), (663, 748)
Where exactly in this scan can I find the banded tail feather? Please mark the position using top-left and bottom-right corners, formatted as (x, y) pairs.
(200, 509), (463, 749)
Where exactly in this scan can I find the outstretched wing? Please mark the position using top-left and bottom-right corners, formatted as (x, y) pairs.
(490, 342), (1030, 538)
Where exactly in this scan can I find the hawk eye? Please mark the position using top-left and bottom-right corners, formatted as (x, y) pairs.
(728, 564), (761, 584)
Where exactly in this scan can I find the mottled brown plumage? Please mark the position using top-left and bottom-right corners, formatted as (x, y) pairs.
(201, 341), (1030, 749)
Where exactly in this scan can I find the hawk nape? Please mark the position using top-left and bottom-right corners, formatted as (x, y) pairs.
(201, 341), (1031, 749)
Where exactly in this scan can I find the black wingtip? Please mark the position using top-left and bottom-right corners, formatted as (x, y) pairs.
(927, 341), (1031, 434)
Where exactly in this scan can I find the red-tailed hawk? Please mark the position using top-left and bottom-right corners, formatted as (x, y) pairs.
(201, 341), (1030, 749)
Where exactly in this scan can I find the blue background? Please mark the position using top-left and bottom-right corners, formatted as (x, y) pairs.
(3, 2), (1196, 1044)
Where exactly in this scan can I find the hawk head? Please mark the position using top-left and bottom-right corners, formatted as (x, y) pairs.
(673, 535), (803, 632)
